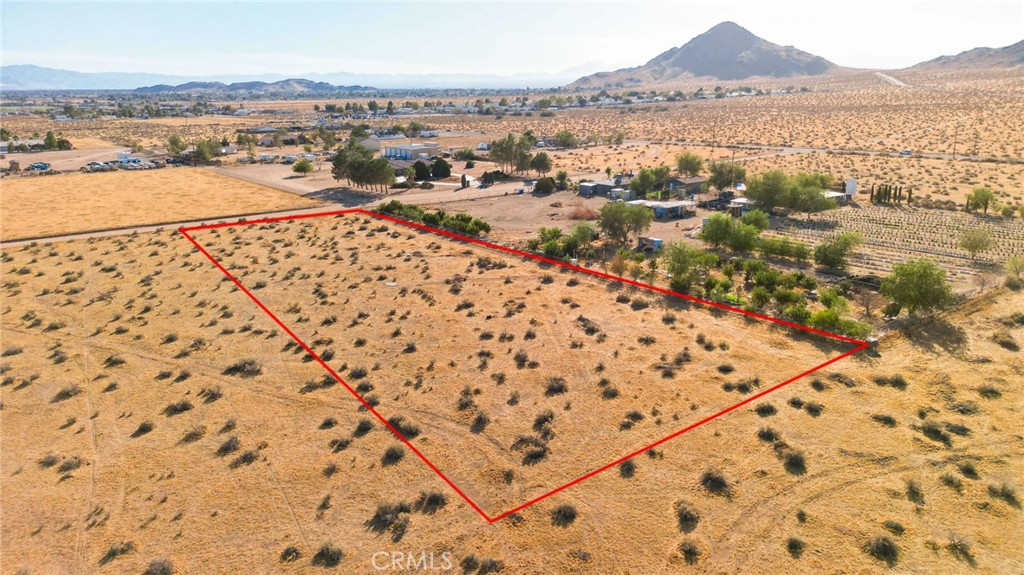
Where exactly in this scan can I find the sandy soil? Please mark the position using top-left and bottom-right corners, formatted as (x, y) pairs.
(0, 168), (322, 240)
(1, 218), (1021, 574)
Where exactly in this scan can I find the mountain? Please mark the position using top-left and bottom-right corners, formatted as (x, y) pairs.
(0, 63), (615, 91)
(908, 38), (1024, 70)
(134, 79), (368, 95)
(569, 22), (837, 88)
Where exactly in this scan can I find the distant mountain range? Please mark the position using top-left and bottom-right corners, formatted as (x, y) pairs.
(909, 38), (1024, 70)
(2, 25), (1021, 92)
(569, 22), (1023, 88)
(0, 63), (610, 92)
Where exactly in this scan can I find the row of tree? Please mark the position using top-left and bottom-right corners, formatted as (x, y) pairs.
(744, 171), (838, 215)
(331, 141), (395, 193)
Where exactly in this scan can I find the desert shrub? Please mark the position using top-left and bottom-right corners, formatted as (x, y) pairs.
(882, 520), (904, 535)
(415, 491), (448, 514)
(804, 402), (824, 417)
(99, 541), (136, 565)
(551, 504), (578, 526)
(131, 421), (154, 438)
(941, 473), (963, 492)
(162, 400), (193, 416)
(354, 419), (374, 437)
(387, 416), (420, 439)
(992, 330), (1019, 351)
(545, 377), (568, 396)
(758, 427), (783, 444)
(602, 386), (620, 399)
(988, 483), (1020, 507)
(619, 459), (636, 478)
(230, 450), (258, 468)
(38, 453), (60, 468)
(701, 468), (731, 496)
(679, 540), (701, 564)
(906, 479), (925, 504)
(871, 414), (897, 427)
(977, 385), (1001, 399)
(219, 419), (236, 433)
(866, 536), (899, 566)
(366, 502), (412, 540)
(945, 423), (970, 436)
(216, 436), (240, 456)
(754, 403), (776, 417)
(58, 456), (82, 473)
(782, 450), (807, 475)
(471, 413), (490, 433)
(279, 546), (301, 562)
(787, 537), (806, 558)
(143, 559), (174, 575)
(958, 462), (979, 479)
(717, 363), (735, 374)
(921, 421), (951, 446)
(103, 355), (125, 368)
(222, 358), (261, 377)
(787, 397), (804, 409)
(382, 446), (405, 466)
(319, 417), (337, 430)
(51, 384), (81, 403)
(328, 438), (350, 452)
(873, 374), (907, 390)
(312, 543), (343, 567)
(676, 501), (700, 533)
(181, 426), (205, 444)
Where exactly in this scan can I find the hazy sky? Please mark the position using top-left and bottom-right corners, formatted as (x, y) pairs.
(3, 1), (1022, 76)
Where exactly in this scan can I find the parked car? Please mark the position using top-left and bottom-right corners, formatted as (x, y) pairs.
(899, 149), (913, 156)
(27, 162), (51, 171)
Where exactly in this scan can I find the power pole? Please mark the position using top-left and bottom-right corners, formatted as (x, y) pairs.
(951, 123), (960, 160)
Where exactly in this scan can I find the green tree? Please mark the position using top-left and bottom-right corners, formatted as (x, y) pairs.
(707, 161), (746, 191)
(740, 209), (769, 231)
(530, 152), (552, 177)
(167, 135), (186, 155)
(699, 213), (732, 248)
(966, 187), (996, 213)
(744, 170), (788, 209)
(292, 158), (313, 175)
(599, 202), (653, 246)
(675, 153), (703, 177)
(628, 168), (657, 198)
(880, 259), (954, 315)
(404, 166), (417, 187)
(555, 170), (569, 190)
(958, 228), (994, 259)
(534, 177), (556, 193)
(412, 160), (432, 180)
(813, 232), (863, 270)
(553, 129), (579, 148)
(431, 158), (452, 179)
(43, 131), (58, 150)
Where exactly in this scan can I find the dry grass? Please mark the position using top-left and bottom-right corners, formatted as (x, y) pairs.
(0, 168), (322, 240)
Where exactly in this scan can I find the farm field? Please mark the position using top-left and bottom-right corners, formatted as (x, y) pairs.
(0, 168), (323, 241)
(2, 215), (1022, 573)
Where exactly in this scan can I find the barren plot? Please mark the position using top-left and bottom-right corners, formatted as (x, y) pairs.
(187, 211), (857, 518)
(0, 168), (322, 240)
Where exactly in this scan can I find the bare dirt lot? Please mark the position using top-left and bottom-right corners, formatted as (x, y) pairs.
(0, 168), (323, 240)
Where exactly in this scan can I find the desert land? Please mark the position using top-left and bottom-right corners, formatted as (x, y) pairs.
(2, 12), (1024, 575)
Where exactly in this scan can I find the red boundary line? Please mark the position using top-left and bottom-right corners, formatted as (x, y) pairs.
(180, 208), (867, 523)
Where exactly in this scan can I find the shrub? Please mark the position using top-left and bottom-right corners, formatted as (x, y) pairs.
(551, 504), (578, 526)
(545, 377), (568, 396)
(754, 403), (777, 417)
(131, 421), (154, 438)
(414, 491), (448, 514)
(216, 436), (240, 456)
(675, 501), (700, 533)
(162, 400), (193, 416)
(701, 468), (731, 496)
(312, 543), (343, 567)
(871, 414), (897, 427)
(222, 358), (262, 377)
(387, 416), (420, 439)
(906, 479), (925, 504)
(958, 462), (979, 479)
(757, 427), (779, 442)
(181, 426), (205, 444)
(619, 459), (636, 478)
(787, 537), (806, 558)
(717, 363), (735, 374)
(872, 374), (907, 390)
(941, 473), (963, 492)
(921, 421), (951, 446)
(804, 402), (824, 417)
(354, 418), (374, 437)
(382, 446), (405, 466)
(99, 541), (136, 565)
(866, 536), (899, 566)
(279, 546), (301, 562)
(51, 384), (81, 403)
(988, 483), (1020, 507)
(143, 559), (174, 575)
(883, 520), (904, 535)
(230, 450), (259, 468)
(679, 539), (701, 564)
(782, 450), (807, 475)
